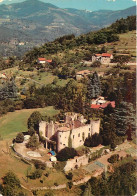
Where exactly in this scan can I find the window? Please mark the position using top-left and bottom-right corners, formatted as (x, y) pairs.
(60, 135), (61, 137)
(73, 135), (75, 139)
(89, 128), (90, 131)
(60, 142), (62, 144)
(88, 133), (90, 137)
(63, 144), (65, 146)
(78, 133), (80, 137)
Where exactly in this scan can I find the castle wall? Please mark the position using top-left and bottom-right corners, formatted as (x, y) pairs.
(64, 155), (89, 172)
(57, 119), (100, 152)
(91, 119), (100, 135)
(71, 124), (91, 149)
(39, 121), (47, 137)
(57, 130), (70, 152)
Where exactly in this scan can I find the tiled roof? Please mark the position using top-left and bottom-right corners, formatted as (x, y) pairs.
(38, 58), (46, 61)
(95, 53), (112, 57)
(91, 101), (115, 109)
(76, 70), (91, 75)
(102, 53), (112, 57)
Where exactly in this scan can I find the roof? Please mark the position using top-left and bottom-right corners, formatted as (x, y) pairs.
(38, 58), (52, 62)
(46, 59), (52, 63)
(102, 53), (112, 57)
(95, 54), (101, 57)
(94, 53), (112, 57)
(76, 70), (91, 75)
(91, 101), (115, 109)
(58, 126), (70, 132)
(48, 151), (56, 156)
(38, 58), (46, 61)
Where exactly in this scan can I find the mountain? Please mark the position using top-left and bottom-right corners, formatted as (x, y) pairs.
(0, 0), (136, 57)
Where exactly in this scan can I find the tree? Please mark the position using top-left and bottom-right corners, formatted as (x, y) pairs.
(59, 66), (70, 79)
(56, 147), (78, 161)
(87, 72), (101, 99)
(84, 133), (102, 147)
(15, 133), (24, 143)
(100, 115), (117, 146)
(26, 135), (39, 150)
(29, 169), (43, 179)
(108, 154), (119, 163)
(27, 111), (42, 131)
(114, 102), (135, 136)
(91, 60), (101, 68)
(3, 171), (21, 188)
(66, 172), (73, 180)
(112, 55), (131, 65)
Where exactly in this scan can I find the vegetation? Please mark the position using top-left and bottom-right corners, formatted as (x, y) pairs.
(82, 160), (136, 196)
(15, 132), (24, 143)
(84, 133), (102, 147)
(26, 135), (39, 150)
(1, 171), (25, 196)
(107, 154), (119, 163)
(56, 147), (78, 161)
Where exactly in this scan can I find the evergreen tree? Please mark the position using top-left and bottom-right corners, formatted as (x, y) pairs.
(87, 72), (101, 99)
(114, 102), (135, 135)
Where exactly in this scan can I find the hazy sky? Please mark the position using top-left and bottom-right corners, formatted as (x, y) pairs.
(0, 0), (136, 11)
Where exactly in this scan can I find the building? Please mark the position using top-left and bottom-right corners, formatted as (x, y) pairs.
(37, 58), (52, 64)
(92, 53), (113, 64)
(39, 113), (100, 152)
(76, 70), (91, 80)
(91, 96), (115, 109)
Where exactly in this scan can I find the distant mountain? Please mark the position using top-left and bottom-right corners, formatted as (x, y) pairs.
(0, 0), (136, 56)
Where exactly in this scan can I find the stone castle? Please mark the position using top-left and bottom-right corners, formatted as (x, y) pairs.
(39, 113), (100, 152)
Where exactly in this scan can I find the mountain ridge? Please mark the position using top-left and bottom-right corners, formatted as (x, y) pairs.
(0, 0), (135, 56)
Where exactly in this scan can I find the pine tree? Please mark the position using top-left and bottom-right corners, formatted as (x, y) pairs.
(87, 72), (101, 99)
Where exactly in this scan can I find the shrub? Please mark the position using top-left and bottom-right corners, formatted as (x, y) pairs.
(33, 160), (46, 170)
(66, 172), (73, 180)
(29, 169), (43, 179)
(108, 154), (119, 163)
(56, 147), (78, 161)
(15, 133), (24, 143)
(26, 135), (39, 150)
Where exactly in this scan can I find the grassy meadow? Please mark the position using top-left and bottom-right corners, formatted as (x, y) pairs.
(0, 106), (59, 139)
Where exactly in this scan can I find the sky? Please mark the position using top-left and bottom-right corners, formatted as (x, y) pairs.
(0, 0), (136, 11)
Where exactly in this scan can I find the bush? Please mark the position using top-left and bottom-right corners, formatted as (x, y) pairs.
(3, 171), (21, 188)
(29, 169), (43, 179)
(84, 133), (102, 147)
(91, 60), (101, 67)
(66, 172), (73, 180)
(33, 160), (46, 170)
(56, 147), (78, 161)
(15, 133), (24, 143)
(108, 154), (119, 163)
(26, 135), (39, 150)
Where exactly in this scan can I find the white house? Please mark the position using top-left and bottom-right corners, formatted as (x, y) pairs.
(92, 53), (113, 64)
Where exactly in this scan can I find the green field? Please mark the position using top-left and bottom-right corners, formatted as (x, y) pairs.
(0, 106), (59, 139)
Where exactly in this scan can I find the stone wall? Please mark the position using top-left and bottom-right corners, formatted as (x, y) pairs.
(57, 119), (100, 152)
(64, 155), (89, 172)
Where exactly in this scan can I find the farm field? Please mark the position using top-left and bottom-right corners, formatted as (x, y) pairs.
(0, 106), (59, 139)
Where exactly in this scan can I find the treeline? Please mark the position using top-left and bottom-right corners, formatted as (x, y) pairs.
(23, 16), (136, 63)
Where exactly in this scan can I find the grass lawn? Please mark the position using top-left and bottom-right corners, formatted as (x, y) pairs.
(0, 106), (59, 139)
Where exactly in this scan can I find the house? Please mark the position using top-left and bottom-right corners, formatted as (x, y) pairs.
(91, 97), (115, 109)
(39, 112), (100, 152)
(76, 70), (91, 80)
(37, 58), (52, 64)
(92, 53), (113, 64)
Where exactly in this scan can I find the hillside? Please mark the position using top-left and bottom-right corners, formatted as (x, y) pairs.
(0, 0), (136, 56)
